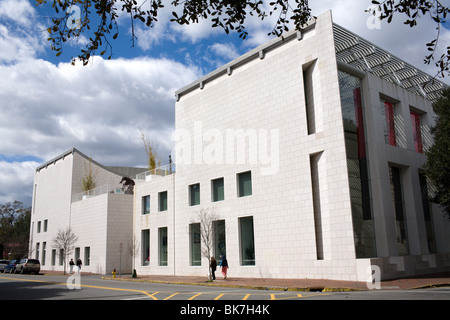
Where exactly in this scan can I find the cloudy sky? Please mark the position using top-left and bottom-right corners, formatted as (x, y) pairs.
(1, 0), (449, 207)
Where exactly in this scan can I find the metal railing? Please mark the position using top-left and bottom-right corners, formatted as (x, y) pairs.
(135, 163), (175, 183)
(72, 184), (128, 203)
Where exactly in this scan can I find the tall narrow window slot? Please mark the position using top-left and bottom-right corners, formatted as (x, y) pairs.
(389, 166), (409, 255)
(310, 152), (324, 260)
(303, 60), (317, 135)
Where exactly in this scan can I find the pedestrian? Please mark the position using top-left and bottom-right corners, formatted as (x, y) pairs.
(210, 257), (217, 280)
(69, 258), (75, 273)
(221, 255), (228, 279)
(76, 258), (82, 273)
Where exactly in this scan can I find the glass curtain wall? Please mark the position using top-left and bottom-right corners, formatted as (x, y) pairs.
(338, 70), (377, 258)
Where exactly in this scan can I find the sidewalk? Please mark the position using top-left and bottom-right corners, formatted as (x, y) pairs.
(98, 272), (450, 292)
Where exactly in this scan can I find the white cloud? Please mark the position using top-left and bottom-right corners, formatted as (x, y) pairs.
(0, 0), (36, 27)
(0, 160), (39, 205)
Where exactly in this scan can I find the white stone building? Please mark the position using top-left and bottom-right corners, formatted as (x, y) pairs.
(133, 11), (449, 281)
(30, 148), (145, 274)
(31, 11), (450, 281)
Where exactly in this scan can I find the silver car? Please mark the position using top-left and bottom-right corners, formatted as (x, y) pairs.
(15, 259), (40, 274)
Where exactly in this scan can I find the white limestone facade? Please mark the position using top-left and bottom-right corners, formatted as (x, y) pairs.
(31, 11), (450, 281)
(30, 148), (145, 274)
(134, 11), (450, 281)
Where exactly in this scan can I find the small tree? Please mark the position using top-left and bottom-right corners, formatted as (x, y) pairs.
(81, 158), (97, 191)
(424, 88), (450, 218)
(192, 208), (220, 281)
(140, 130), (161, 171)
(52, 227), (78, 274)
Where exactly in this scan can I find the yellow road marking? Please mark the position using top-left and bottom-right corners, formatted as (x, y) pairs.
(242, 294), (250, 300)
(0, 276), (154, 299)
(214, 294), (224, 300)
(164, 292), (180, 300)
(188, 293), (202, 300)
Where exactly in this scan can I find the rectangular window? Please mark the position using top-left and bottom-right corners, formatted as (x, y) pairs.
(237, 171), (252, 197)
(159, 227), (168, 266)
(142, 195), (150, 215)
(142, 229), (150, 266)
(43, 219), (48, 232)
(35, 243), (39, 260)
(42, 242), (46, 265)
(339, 70), (376, 258)
(159, 191), (168, 211)
(410, 111), (423, 153)
(382, 100), (397, 146)
(419, 172), (436, 254)
(59, 249), (64, 266)
(75, 247), (80, 261)
(389, 166), (409, 256)
(189, 183), (200, 206)
(211, 177), (224, 202)
(190, 223), (201, 266)
(239, 216), (255, 266)
(84, 247), (90, 266)
(51, 249), (56, 266)
(214, 220), (226, 260)
(37, 221), (41, 233)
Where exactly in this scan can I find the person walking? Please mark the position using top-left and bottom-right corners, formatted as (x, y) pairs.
(76, 258), (82, 273)
(220, 255), (228, 280)
(210, 257), (217, 281)
(69, 258), (75, 273)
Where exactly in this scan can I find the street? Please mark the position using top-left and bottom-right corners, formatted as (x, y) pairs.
(1, 273), (449, 302)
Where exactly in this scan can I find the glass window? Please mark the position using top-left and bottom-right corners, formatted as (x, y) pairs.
(42, 242), (46, 265)
(51, 249), (56, 266)
(141, 229), (150, 266)
(239, 217), (255, 266)
(338, 69), (376, 258)
(389, 166), (409, 255)
(159, 227), (168, 266)
(59, 249), (64, 266)
(44, 219), (48, 232)
(214, 220), (226, 260)
(37, 221), (41, 233)
(190, 223), (201, 266)
(381, 100), (397, 146)
(159, 191), (168, 211)
(410, 111), (424, 153)
(212, 178), (224, 202)
(237, 171), (252, 197)
(189, 183), (200, 206)
(142, 195), (150, 215)
(84, 247), (90, 266)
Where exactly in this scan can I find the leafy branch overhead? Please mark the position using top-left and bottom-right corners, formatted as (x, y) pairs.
(36, 0), (449, 77)
(368, 0), (449, 78)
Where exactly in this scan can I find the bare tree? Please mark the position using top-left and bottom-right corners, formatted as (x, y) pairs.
(192, 208), (221, 281)
(128, 237), (140, 278)
(52, 227), (78, 275)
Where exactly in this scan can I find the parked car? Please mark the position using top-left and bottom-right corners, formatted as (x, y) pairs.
(3, 260), (18, 273)
(15, 259), (40, 274)
(0, 260), (9, 272)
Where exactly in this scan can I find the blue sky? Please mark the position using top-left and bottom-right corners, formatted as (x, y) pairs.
(0, 0), (449, 207)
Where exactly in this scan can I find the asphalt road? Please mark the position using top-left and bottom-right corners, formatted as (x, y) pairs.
(1, 273), (449, 302)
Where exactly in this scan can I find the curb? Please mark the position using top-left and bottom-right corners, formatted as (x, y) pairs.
(100, 276), (361, 292)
